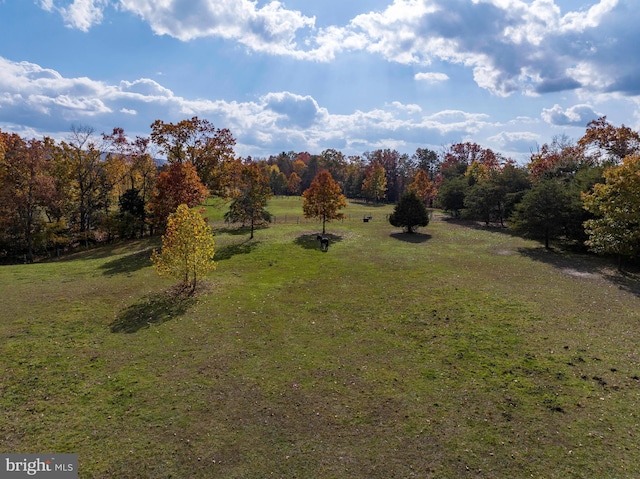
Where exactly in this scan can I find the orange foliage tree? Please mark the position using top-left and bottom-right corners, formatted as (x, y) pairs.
(408, 169), (436, 206)
(149, 162), (209, 230)
(150, 117), (237, 196)
(302, 170), (347, 235)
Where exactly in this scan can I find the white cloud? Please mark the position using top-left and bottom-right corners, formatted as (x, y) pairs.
(262, 92), (326, 128)
(488, 130), (540, 153)
(36, 0), (640, 98)
(560, 0), (619, 33)
(541, 104), (601, 126)
(118, 0), (316, 56)
(414, 72), (449, 83)
(0, 56), (506, 155)
(41, 0), (107, 31)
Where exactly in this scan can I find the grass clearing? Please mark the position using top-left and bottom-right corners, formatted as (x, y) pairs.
(2, 197), (640, 478)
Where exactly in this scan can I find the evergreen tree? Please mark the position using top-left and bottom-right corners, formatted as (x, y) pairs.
(389, 191), (429, 234)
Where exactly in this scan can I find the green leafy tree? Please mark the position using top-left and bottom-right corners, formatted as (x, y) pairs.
(302, 170), (347, 235)
(464, 182), (502, 226)
(509, 178), (573, 249)
(224, 162), (273, 239)
(464, 165), (530, 226)
(437, 176), (468, 217)
(582, 154), (640, 267)
(118, 188), (146, 238)
(389, 191), (429, 233)
(151, 204), (216, 293)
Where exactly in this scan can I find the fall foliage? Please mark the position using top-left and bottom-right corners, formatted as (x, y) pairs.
(408, 169), (436, 206)
(149, 161), (209, 230)
(582, 154), (640, 266)
(151, 204), (216, 293)
(361, 162), (387, 203)
(4, 114), (640, 267)
(224, 161), (273, 239)
(150, 117), (237, 196)
(302, 170), (347, 235)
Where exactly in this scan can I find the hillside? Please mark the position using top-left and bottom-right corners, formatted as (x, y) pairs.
(1, 197), (639, 478)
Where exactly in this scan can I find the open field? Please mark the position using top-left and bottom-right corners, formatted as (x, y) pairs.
(2, 197), (640, 478)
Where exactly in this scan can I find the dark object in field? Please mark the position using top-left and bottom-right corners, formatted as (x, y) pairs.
(316, 235), (329, 252)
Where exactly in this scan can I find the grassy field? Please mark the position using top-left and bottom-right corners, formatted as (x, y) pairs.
(2, 197), (640, 478)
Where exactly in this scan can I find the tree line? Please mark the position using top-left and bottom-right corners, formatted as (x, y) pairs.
(1, 115), (639, 266)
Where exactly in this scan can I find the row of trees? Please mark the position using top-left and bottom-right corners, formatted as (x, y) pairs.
(262, 148), (438, 204)
(0, 118), (238, 262)
(0, 117), (437, 262)
(435, 117), (640, 266)
(2, 114), (639, 265)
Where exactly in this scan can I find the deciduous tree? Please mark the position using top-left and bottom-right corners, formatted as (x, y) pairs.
(582, 154), (640, 267)
(224, 162), (273, 239)
(408, 169), (436, 206)
(58, 126), (110, 244)
(149, 161), (209, 230)
(150, 117), (236, 196)
(413, 147), (440, 180)
(0, 133), (56, 261)
(579, 116), (640, 165)
(302, 170), (346, 235)
(287, 171), (302, 195)
(361, 162), (387, 203)
(151, 204), (216, 293)
(509, 178), (573, 249)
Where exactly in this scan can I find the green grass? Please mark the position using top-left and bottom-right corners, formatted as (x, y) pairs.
(2, 197), (640, 478)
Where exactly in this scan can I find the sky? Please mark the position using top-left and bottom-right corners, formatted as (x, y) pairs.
(0, 0), (639, 162)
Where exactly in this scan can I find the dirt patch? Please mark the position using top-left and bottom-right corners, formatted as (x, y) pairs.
(561, 268), (600, 280)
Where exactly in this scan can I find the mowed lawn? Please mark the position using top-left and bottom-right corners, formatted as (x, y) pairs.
(2, 197), (640, 478)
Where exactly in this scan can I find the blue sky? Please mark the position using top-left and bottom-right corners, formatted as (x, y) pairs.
(0, 0), (638, 161)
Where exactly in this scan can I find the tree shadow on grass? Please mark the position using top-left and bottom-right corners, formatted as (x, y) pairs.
(294, 233), (343, 251)
(602, 269), (640, 298)
(100, 248), (153, 276)
(440, 216), (515, 235)
(518, 246), (605, 273)
(390, 232), (432, 243)
(215, 239), (260, 261)
(216, 225), (269, 236)
(349, 200), (391, 208)
(110, 288), (197, 333)
(519, 246), (640, 297)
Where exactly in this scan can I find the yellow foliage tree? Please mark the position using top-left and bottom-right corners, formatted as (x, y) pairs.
(582, 154), (640, 268)
(151, 204), (216, 293)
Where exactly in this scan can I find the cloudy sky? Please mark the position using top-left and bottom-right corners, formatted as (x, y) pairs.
(0, 0), (638, 160)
